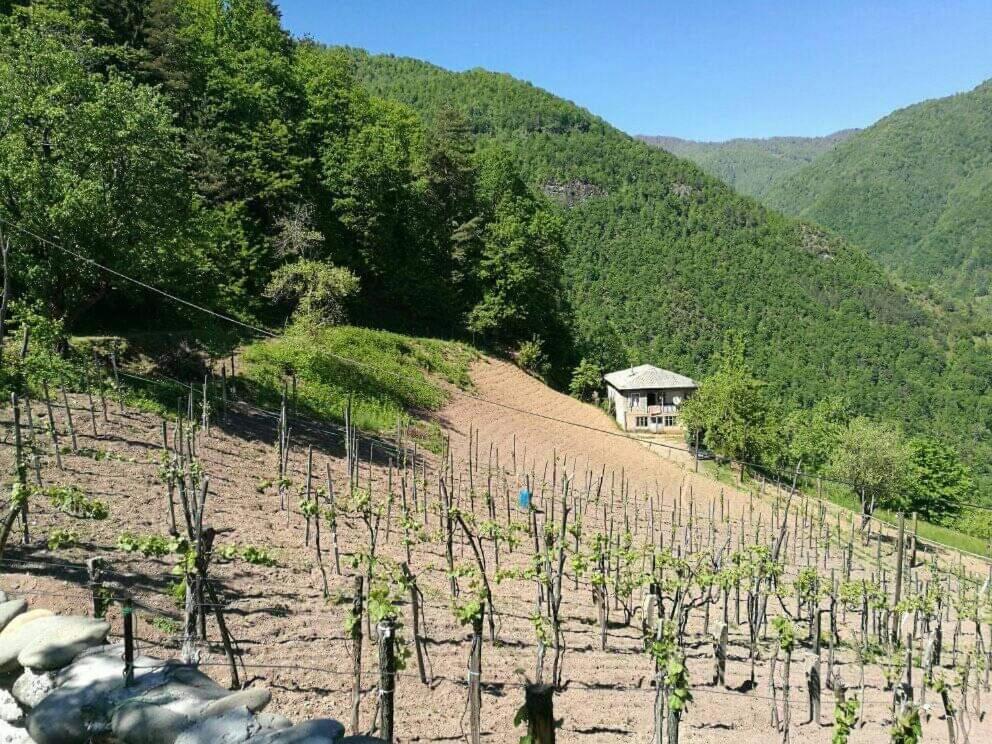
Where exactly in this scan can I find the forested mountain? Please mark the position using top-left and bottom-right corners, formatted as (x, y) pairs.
(764, 80), (992, 304)
(638, 131), (856, 199)
(2, 1), (991, 509)
(350, 52), (992, 490)
(0, 0), (566, 350)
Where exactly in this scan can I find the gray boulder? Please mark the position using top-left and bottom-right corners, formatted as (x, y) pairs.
(174, 707), (261, 744)
(0, 602), (27, 634)
(0, 616), (108, 673)
(111, 701), (192, 744)
(1, 611), (52, 640)
(10, 669), (54, 709)
(0, 719), (33, 744)
(252, 719), (345, 743)
(201, 688), (270, 718)
(256, 713), (293, 731)
(28, 648), (219, 744)
(0, 689), (22, 724)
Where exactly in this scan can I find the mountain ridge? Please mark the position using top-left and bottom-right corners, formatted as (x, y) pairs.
(345, 48), (992, 489)
(637, 130), (858, 199)
(763, 78), (992, 303)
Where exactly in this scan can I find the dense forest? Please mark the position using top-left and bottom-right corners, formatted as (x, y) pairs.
(764, 79), (992, 306)
(1, 1), (991, 532)
(639, 131), (856, 200)
(351, 52), (992, 497)
(0, 0), (566, 350)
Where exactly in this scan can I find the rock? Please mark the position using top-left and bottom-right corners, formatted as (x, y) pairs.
(339, 738), (387, 744)
(0, 690), (22, 724)
(10, 669), (54, 709)
(0, 616), (108, 673)
(0, 719), (33, 744)
(17, 617), (109, 671)
(173, 707), (261, 744)
(201, 688), (271, 718)
(111, 701), (193, 744)
(256, 713), (293, 731)
(1, 611), (52, 640)
(252, 719), (345, 743)
(0, 602), (27, 634)
(27, 648), (181, 744)
(0, 592), (7, 603)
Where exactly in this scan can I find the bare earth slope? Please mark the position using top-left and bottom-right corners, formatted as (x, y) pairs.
(0, 354), (988, 742)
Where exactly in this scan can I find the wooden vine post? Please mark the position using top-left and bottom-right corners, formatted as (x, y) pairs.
(350, 575), (364, 734)
(469, 603), (484, 744)
(378, 617), (396, 743)
(522, 683), (556, 744)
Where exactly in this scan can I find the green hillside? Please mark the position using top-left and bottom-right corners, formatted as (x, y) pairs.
(764, 80), (992, 304)
(638, 131), (855, 199)
(349, 52), (992, 478)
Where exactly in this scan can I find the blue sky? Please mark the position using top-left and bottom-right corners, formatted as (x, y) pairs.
(276, 1), (992, 141)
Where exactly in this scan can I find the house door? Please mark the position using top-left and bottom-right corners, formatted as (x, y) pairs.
(646, 392), (657, 406)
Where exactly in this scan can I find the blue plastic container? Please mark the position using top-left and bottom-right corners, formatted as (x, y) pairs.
(518, 489), (532, 509)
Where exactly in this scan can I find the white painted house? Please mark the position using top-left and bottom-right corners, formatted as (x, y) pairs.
(604, 364), (697, 432)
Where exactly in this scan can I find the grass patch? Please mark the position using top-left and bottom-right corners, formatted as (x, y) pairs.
(241, 325), (477, 434)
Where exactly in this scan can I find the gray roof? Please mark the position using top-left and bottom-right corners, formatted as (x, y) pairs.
(603, 364), (697, 391)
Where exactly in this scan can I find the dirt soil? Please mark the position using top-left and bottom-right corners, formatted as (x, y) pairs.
(0, 355), (988, 743)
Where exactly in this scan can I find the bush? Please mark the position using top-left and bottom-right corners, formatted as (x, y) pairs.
(516, 337), (550, 380)
(569, 358), (602, 401)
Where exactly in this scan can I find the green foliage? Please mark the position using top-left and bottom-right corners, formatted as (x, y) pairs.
(889, 704), (922, 744)
(239, 545), (277, 566)
(515, 337), (550, 381)
(771, 616), (796, 653)
(832, 694), (859, 744)
(242, 324), (475, 433)
(46, 527), (78, 550)
(642, 131), (856, 200)
(264, 259), (359, 327)
(679, 335), (777, 465)
(117, 531), (188, 557)
(905, 437), (973, 523)
(827, 417), (911, 514)
(765, 80), (992, 306)
(47, 485), (108, 520)
(568, 358), (602, 401)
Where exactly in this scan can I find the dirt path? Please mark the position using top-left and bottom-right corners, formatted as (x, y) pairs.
(437, 356), (747, 512)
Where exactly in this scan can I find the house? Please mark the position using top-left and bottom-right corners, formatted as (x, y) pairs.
(604, 364), (697, 432)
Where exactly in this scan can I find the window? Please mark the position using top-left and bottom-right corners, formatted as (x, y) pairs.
(635, 416), (648, 428)
(650, 416), (662, 425)
(664, 416), (676, 427)
(630, 393), (640, 408)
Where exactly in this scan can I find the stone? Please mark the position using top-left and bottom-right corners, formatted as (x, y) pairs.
(0, 689), (22, 724)
(252, 719), (345, 743)
(27, 649), (185, 744)
(339, 738), (387, 744)
(201, 688), (271, 718)
(1, 611), (52, 640)
(0, 592), (7, 603)
(256, 713), (293, 731)
(0, 616), (108, 673)
(17, 617), (109, 671)
(0, 602), (27, 634)
(173, 707), (261, 744)
(111, 701), (193, 744)
(0, 719), (33, 744)
(10, 669), (55, 709)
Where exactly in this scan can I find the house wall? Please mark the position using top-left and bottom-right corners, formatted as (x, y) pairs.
(612, 387), (695, 432)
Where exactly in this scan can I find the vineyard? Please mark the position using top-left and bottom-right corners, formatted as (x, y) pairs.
(0, 348), (991, 744)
